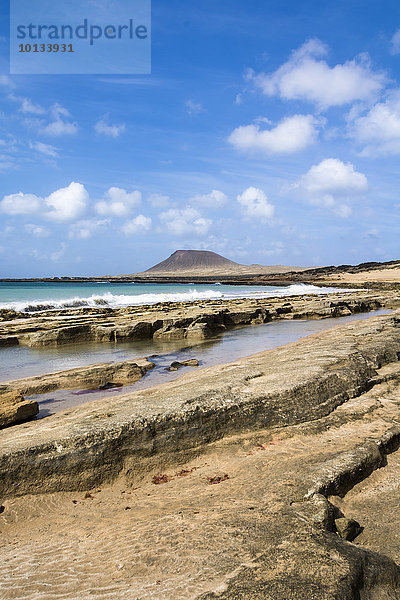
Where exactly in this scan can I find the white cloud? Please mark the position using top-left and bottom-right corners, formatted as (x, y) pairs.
(237, 187), (275, 220)
(295, 158), (368, 217)
(390, 30), (400, 55)
(41, 119), (78, 136)
(248, 38), (385, 109)
(95, 187), (141, 217)
(45, 182), (88, 221)
(349, 92), (400, 156)
(24, 224), (51, 238)
(185, 100), (204, 115)
(50, 103), (71, 119)
(229, 114), (319, 154)
(159, 207), (211, 236)
(298, 158), (368, 194)
(95, 118), (126, 138)
(190, 189), (228, 208)
(148, 193), (170, 208)
(29, 141), (59, 157)
(19, 98), (45, 115)
(30, 103), (77, 136)
(68, 219), (109, 240)
(0, 192), (42, 215)
(122, 214), (152, 235)
(0, 182), (88, 221)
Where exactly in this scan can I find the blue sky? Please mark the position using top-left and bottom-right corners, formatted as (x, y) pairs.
(0, 0), (400, 277)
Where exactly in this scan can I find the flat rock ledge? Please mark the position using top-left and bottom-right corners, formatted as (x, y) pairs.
(0, 357), (154, 398)
(1, 290), (398, 347)
(1, 311), (400, 499)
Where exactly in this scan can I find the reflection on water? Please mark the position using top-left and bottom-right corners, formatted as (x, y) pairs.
(0, 336), (200, 382)
(14, 308), (389, 417)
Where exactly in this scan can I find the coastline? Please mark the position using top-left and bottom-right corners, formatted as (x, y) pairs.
(2, 287), (400, 598)
(1, 289), (397, 348)
(2, 312), (400, 598)
(2, 310), (400, 497)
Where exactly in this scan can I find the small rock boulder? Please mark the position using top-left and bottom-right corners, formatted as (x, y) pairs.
(181, 358), (199, 367)
(166, 358), (199, 371)
(335, 517), (363, 541)
(166, 361), (183, 371)
(0, 391), (39, 428)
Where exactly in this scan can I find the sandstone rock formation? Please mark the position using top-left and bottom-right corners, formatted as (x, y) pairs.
(0, 290), (396, 348)
(0, 391), (38, 428)
(2, 312), (400, 598)
(1, 311), (400, 497)
(0, 358), (154, 397)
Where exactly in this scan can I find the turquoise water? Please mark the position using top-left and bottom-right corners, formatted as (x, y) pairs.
(0, 281), (342, 312)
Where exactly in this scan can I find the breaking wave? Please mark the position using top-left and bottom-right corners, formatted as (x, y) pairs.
(0, 284), (341, 313)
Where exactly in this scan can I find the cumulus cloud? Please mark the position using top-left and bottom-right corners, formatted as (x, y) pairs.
(24, 224), (51, 238)
(122, 214), (152, 235)
(189, 189), (228, 208)
(349, 92), (400, 156)
(0, 192), (42, 215)
(159, 207), (211, 236)
(185, 100), (204, 115)
(45, 182), (88, 221)
(248, 38), (385, 109)
(295, 158), (368, 217)
(68, 219), (109, 240)
(0, 182), (88, 221)
(229, 114), (319, 154)
(237, 187), (275, 220)
(390, 30), (400, 55)
(95, 118), (126, 138)
(95, 187), (142, 217)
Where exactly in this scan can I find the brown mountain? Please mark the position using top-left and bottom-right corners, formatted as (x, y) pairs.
(145, 250), (241, 273)
(136, 249), (306, 276)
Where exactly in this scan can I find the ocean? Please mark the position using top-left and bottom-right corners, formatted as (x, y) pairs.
(0, 281), (341, 313)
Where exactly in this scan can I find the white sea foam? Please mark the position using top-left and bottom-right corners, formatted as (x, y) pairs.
(0, 284), (342, 313)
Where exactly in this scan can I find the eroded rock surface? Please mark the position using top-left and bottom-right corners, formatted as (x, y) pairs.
(0, 357), (154, 397)
(2, 311), (400, 598)
(2, 356), (400, 598)
(0, 311), (400, 497)
(0, 290), (397, 347)
(0, 391), (38, 428)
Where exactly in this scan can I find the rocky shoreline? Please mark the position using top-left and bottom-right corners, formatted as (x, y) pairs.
(1, 289), (398, 348)
(0, 357), (154, 397)
(2, 311), (400, 598)
(2, 293), (400, 598)
(1, 310), (400, 497)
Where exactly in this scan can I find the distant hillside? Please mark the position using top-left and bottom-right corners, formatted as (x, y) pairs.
(145, 250), (241, 273)
(119, 249), (308, 277)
